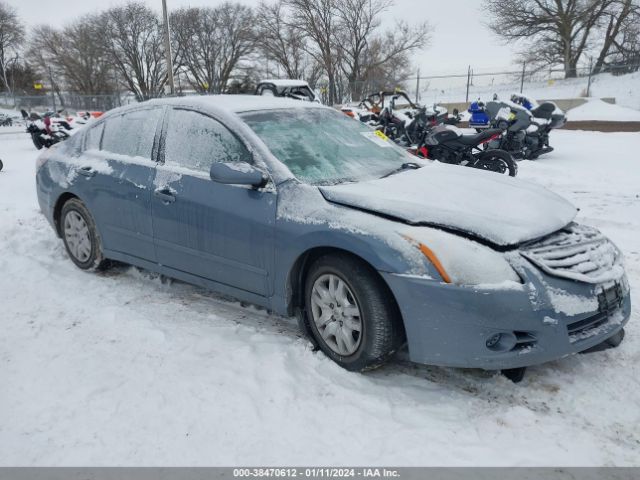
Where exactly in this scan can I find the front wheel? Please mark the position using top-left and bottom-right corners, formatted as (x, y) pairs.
(304, 253), (404, 371)
(0, 158), (3, 171)
(31, 132), (44, 150)
(473, 149), (518, 177)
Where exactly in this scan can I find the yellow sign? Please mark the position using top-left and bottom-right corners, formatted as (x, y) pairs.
(34, 83), (43, 90)
(374, 130), (389, 141)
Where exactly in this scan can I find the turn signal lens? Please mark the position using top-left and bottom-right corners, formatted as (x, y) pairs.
(403, 235), (452, 283)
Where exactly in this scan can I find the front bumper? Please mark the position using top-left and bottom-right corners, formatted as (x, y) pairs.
(382, 271), (631, 370)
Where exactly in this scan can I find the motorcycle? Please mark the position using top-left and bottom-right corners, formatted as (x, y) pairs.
(470, 95), (566, 160)
(468, 100), (491, 131)
(510, 94), (567, 158)
(412, 124), (518, 177)
(22, 110), (72, 150)
(0, 114), (13, 126)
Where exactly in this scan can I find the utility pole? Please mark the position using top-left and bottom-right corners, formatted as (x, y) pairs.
(48, 66), (56, 112)
(520, 61), (526, 93)
(161, 0), (175, 95)
(415, 68), (420, 104)
(465, 65), (471, 103)
(586, 57), (594, 97)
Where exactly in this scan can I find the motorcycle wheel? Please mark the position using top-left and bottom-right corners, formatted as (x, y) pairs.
(31, 133), (44, 150)
(0, 158), (3, 172)
(474, 150), (518, 177)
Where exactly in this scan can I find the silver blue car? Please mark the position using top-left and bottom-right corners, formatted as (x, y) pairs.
(35, 96), (631, 380)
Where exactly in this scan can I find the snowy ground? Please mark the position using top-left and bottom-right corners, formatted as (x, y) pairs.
(0, 129), (639, 466)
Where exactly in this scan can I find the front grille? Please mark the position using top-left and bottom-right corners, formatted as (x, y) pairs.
(567, 312), (609, 336)
(520, 224), (623, 283)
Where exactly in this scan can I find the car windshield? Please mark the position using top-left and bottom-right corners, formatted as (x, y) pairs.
(241, 108), (414, 185)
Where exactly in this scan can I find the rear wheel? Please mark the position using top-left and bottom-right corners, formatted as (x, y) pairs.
(304, 253), (404, 371)
(474, 149), (518, 177)
(60, 198), (107, 271)
(0, 158), (3, 172)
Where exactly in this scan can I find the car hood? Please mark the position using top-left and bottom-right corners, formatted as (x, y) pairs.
(319, 162), (577, 247)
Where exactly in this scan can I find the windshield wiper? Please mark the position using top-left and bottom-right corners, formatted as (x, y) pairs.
(380, 162), (421, 179)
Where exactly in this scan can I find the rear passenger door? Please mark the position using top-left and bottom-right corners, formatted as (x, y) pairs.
(151, 108), (276, 297)
(81, 107), (163, 262)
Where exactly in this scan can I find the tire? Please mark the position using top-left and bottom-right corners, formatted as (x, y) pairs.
(304, 253), (404, 371)
(475, 149), (518, 177)
(31, 133), (44, 150)
(0, 159), (3, 172)
(60, 198), (107, 271)
(580, 328), (625, 354)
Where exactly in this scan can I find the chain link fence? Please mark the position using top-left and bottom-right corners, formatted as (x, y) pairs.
(0, 93), (124, 114)
(405, 62), (640, 106)
(1, 61), (638, 114)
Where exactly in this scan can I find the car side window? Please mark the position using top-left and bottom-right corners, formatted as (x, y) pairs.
(65, 131), (84, 157)
(163, 108), (252, 172)
(101, 108), (162, 159)
(84, 122), (104, 151)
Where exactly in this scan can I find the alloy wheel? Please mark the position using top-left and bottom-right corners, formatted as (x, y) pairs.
(63, 210), (92, 263)
(310, 273), (362, 356)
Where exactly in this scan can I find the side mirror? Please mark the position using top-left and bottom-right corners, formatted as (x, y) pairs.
(210, 162), (268, 189)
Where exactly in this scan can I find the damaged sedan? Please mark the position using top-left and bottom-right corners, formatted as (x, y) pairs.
(35, 96), (631, 381)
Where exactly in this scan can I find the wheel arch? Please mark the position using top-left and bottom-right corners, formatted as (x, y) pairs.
(286, 247), (405, 338)
(52, 192), (81, 237)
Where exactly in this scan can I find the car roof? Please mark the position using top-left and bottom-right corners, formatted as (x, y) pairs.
(142, 94), (327, 114)
(258, 79), (311, 88)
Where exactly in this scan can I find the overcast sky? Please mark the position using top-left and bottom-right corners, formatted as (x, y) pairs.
(10, 0), (518, 76)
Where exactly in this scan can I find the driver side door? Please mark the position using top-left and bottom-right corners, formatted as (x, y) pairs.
(151, 107), (276, 297)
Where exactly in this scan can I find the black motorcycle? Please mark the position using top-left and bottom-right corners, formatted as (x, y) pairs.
(415, 125), (518, 177)
(483, 99), (564, 160)
(22, 110), (71, 150)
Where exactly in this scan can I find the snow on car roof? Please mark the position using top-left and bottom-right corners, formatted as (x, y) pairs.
(259, 79), (311, 87)
(146, 94), (327, 113)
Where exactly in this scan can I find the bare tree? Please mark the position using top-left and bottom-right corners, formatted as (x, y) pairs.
(0, 1), (25, 95)
(27, 15), (113, 95)
(255, 0), (309, 79)
(285, 0), (341, 103)
(484, 0), (614, 78)
(336, 0), (430, 99)
(592, 0), (640, 73)
(172, 3), (256, 93)
(102, 2), (168, 101)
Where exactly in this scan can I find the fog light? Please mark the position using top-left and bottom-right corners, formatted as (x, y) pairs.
(486, 333), (502, 349)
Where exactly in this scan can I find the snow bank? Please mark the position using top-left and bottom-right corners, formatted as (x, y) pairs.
(568, 99), (640, 122)
(418, 71), (640, 112)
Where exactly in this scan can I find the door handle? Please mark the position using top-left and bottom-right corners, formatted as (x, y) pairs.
(78, 166), (96, 177)
(154, 188), (176, 204)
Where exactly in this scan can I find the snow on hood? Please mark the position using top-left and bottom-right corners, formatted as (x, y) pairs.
(319, 162), (577, 247)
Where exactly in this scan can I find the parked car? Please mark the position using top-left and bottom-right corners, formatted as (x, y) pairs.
(35, 96), (630, 382)
(256, 79), (320, 103)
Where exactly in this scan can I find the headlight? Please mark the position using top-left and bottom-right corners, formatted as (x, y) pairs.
(402, 227), (521, 286)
